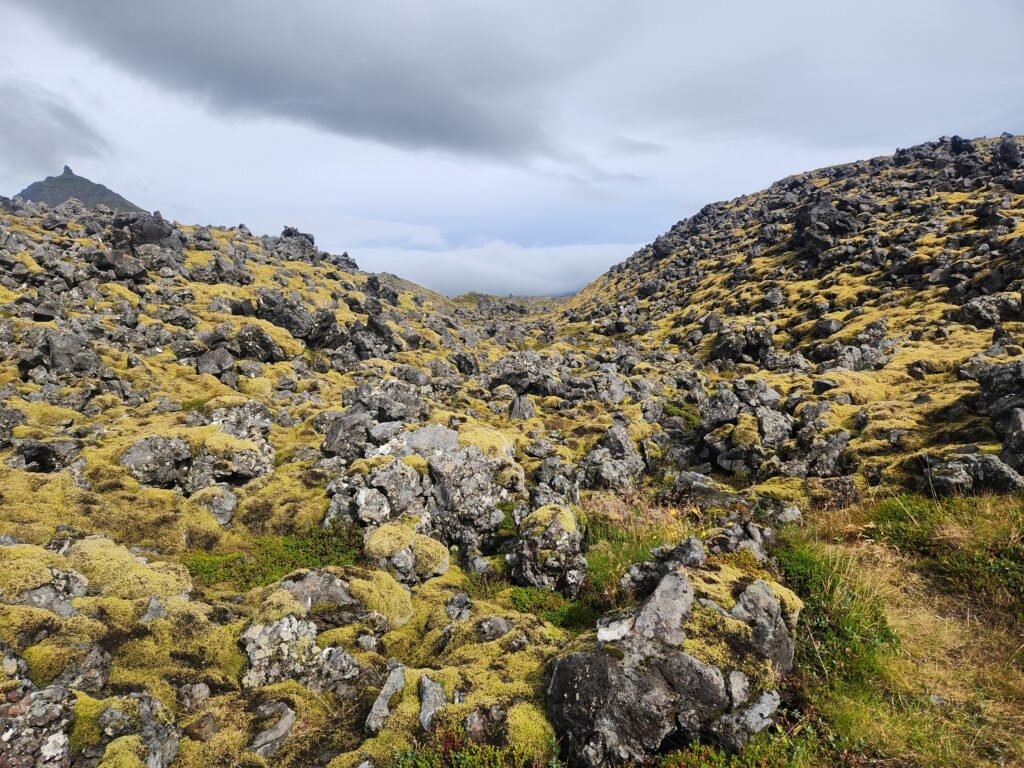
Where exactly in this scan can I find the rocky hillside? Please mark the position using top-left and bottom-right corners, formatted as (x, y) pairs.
(17, 166), (145, 213)
(0, 135), (1022, 768)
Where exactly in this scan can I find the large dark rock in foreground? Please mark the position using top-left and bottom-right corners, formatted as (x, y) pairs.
(546, 554), (802, 767)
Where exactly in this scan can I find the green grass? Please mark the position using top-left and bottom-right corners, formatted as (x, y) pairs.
(464, 570), (510, 600)
(657, 726), (823, 768)
(581, 514), (685, 609)
(775, 531), (897, 687)
(872, 494), (1024, 617)
(393, 730), (559, 768)
(507, 586), (598, 630)
(184, 521), (362, 589)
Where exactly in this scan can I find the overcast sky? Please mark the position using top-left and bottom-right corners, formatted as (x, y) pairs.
(2, 1), (1022, 295)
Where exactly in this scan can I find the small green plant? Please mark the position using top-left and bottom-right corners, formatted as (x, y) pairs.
(508, 586), (598, 630)
(393, 729), (559, 768)
(663, 402), (701, 430)
(657, 725), (823, 767)
(184, 521), (362, 589)
(465, 570), (509, 600)
(581, 508), (688, 609)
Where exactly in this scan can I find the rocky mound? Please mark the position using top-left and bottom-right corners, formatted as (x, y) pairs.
(0, 133), (1021, 768)
(16, 166), (146, 213)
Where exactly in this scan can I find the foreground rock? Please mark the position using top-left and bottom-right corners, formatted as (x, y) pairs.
(547, 549), (802, 766)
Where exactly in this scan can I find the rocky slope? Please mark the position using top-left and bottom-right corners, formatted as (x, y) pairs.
(17, 166), (145, 213)
(0, 134), (1022, 768)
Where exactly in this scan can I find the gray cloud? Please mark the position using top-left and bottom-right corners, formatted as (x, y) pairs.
(8, 0), (1022, 168)
(0, 79), (109, 178)
(602, 0), (1024, 148)
(3, 0), (625, 163)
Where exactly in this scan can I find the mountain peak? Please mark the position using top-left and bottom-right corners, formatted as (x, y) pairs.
(16, 167), (145, 212)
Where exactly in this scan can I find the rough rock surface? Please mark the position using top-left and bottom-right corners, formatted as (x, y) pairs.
(547, 559), (802, 765)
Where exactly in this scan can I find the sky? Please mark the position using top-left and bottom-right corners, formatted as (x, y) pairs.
(1, 1), (1022, 296)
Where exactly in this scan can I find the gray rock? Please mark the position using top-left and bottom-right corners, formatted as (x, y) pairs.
(279, 570), (358, 612)
(729, 581), (795, 674)
(582, 422), (646, 490)
(354, 487), (391, 525)
(196, 483), (238, 526)
(632, 568), (693, 646)
(508, 394), (535, 420)
(133, 692), (181, 768)
(236, 324), (286, 363)
(7, 439), (83, 473)
(418, 675), (447, 731)
(50, 644), (109, 693)
(140, 597), (168, 623)
(240, 616), (361, 694)
(708, 691), (781, 752)
(445, 592), (472, 621)
(366, 665), (406, 735)
(178, 683), (211, 712)
(15, 568), (88, 617)
(506, 505), (587, 598)
(321, 407), (373, 461)
(196, 347), (235, 376)
(249, 702), (297, 758)
(0, 685), (74, 767)
(922, 453), (1024, 496)
(120, 436), (192, 488)
(478, 616), (513, 641)
(547, 565), (798, 766)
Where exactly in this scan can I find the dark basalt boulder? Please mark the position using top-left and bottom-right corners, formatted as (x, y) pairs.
(505, 504), (587, 598)
(920, 453), (1024, 496)
(235, 324), (286, 362)
(547, 562), (800, 766)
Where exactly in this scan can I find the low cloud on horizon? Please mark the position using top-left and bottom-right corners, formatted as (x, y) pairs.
(1, 1), (1022, 295)
(354, 240), (639, 297)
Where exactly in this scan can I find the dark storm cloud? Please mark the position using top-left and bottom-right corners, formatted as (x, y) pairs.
(3, 0), (623, 161)
(6, 0), (1023, 166)
(0, 79), (109, 177)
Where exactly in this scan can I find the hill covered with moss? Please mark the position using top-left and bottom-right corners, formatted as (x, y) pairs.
(0, 135), (1022, 768)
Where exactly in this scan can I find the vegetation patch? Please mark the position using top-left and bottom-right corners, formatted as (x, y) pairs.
(872, 494), (1024, 617)
(184, 521), (362, 589)
(507, 586), (598, 630)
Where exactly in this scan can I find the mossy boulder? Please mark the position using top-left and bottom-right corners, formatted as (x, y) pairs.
(547, 561), (801, 765)
(364, 523), (449, 584)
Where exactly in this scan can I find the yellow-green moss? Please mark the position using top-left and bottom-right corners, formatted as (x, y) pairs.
(348, 569), (413, 626)
(731, 412), (761, 450)
(0, 544), (62, 598)
(97, 735), (146, 768)
(364, 523), (415, 559)
(410, 535), (450, 578)
(400, 455), (429, 476)
(69, 691), (113, 755)
(67, 537), (192, 600)
(23, 639), (78, 686)
(523, 504), (576, 535)
(505, 701), (555, 754)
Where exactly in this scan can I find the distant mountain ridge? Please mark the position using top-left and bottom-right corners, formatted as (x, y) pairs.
(16, 165), (145, 212)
